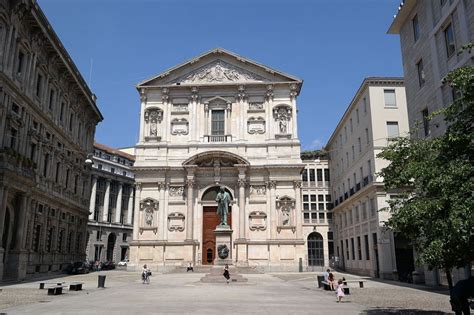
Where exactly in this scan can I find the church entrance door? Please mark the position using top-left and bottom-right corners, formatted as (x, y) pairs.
(202, 206), (232, 265)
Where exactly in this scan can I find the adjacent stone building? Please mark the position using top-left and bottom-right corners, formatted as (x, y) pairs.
(0, 0), (103, 281)
(86, 143), (135, 263)
(388, 0), (474, 285)
(326, 78), (412, 280)
(129, 48), (307, 272)
(300, 153), (333, 270)
(388, 0), (474, 138)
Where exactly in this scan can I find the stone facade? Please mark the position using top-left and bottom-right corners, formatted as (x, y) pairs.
(388, 0), (474, 285)
(85, 143), (135, 263)
(0, 0), (103, 281)
(300, 157), (334, 271)
(388, 0), (474, 138)
(129, 48), (307, 272)
(326, 78), (411, 280)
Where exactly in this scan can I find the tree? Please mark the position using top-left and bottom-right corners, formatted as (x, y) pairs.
(377, 62), (474, 290)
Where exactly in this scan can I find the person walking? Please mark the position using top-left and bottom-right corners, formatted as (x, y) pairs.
(336, 279), (345, 303)
(187, 262), (194, 272)
(223, 264), (230, 284)
(142, 264), (151, 284)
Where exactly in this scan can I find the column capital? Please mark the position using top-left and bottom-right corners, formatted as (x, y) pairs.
(293, 180), (302, 189)
(186, 179), (195, 188)
(266, 180), (276, 189)
(237, 178), (246, 188)
(157, 181), (166, 191)
(135, 182), (142, 191)
(184, 165), (198, 175)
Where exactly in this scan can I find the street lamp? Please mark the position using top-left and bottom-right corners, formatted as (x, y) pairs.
(85, 153), (94, 166)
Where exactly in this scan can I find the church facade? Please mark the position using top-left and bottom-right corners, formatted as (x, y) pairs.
(129, 48), (309, 271)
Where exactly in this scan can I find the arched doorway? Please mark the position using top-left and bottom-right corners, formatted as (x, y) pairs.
(308, 232), (324, 267)
(106, 233), (116, 261)
(201, 186), (232, 265)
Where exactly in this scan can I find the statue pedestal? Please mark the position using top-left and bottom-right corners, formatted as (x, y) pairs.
(214, 225), (233, 265)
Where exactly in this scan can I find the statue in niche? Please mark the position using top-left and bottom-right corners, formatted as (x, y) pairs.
(145, 109), (162, 137)
(282, 210), (290, 226)
(279, 118), (288, 134)
(216, 186), (231, 226)
(145, 208), (153, 226)
(150, 122), (157, 136)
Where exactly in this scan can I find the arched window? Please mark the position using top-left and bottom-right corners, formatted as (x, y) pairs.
(201, 186), (233, 201)
(308, 232), (324, 266)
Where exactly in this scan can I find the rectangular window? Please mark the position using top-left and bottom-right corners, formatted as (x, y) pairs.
(302, 169), (308, 182)
(417, 59), (425, 87)
(387, 122), (400, 138)
(309, 169), (315, 182)
(351, 238), (355, 260)
(9, 128), (17, 149)
(365, 128), (369, 145)
(30, 143), (37, 161)
(363, 97), (367, 113)
(17, 51), (25, 75)
(316, 169), (323, 182)
(444, 23), (455, 58)
(43, 154), (49, 177)
(60, 103), (65, 122)
(412, 14), (420, 42)
(324, 169), (330, 182)
(358, 137), (362, 152)
(346, 239), (349, 260)
(96, 231), (101, 241)
(384, 89), (396, 107)
(365, 234), (370, 260)
(211, 110), (225, 135)
(55, 162), (61, 183)
(122, 233), (127, 242)
(422, 108), (430, 137)
(357, 236), (362, 260)
(49, 90), (55, 110)
(356, 109), (359, 124)
(65, 169), (70, 188)
(69, 113), (74, 131)
(36, 73), (43, 97)
(350, 118), (353, 132)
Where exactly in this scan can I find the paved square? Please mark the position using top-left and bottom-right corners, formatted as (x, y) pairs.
(0, 271), (452, 314)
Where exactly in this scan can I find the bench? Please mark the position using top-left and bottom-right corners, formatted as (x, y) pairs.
(320, 281), (332, 291)
(39, 282), (65, 290)
(343, 280), (365, 288)
(69, 282), (84, 291)
(47, 285), (66, 295)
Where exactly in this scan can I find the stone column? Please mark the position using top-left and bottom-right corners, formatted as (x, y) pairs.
(89, 176), (97, 220)
(268, 181), (277, 239)
(132, 183), (142, 240)
(0, 184), (9, 247)
(237, 166), (247, 240)
(102, 179), (111, 222)
(127, 186), (134, 225)
(293, 180), (302, 239)
(115, 183), (123, 223)
(185, 169), (195, 241)
(14, 193), (30, 250)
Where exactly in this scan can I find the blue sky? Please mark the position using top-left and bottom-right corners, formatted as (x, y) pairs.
(38, 0), (403, 150)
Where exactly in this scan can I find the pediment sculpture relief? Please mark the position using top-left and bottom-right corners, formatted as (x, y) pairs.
(171, 60), (267, 84)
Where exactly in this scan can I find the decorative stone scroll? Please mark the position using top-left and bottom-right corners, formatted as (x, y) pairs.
(168, 212), (185, 232)
(139, 198), (159, 234)
(249, 211), (267, 231)
(249, 185), (266, 196)
(276, 196), (296, 233)
(247, 117), (265, 134)
(169, 186), (184, 197)
(170, 118), (189, 135)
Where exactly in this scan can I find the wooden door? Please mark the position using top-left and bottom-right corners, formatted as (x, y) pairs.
(202, 206), (231, 265)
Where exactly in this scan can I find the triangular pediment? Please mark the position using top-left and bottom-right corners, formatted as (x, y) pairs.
(170, 59), (266, 84)
(137, 48), (301, 88)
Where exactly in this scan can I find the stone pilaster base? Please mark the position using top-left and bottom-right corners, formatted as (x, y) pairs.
(4, 250), (28, 281)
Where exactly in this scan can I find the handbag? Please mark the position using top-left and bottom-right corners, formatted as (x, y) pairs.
(147, 271), (152, 276)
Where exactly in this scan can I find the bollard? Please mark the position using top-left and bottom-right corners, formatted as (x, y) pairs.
(317, 275), (325, 288)
(98, 275), (106, 288)
(298, 258), (303, 272)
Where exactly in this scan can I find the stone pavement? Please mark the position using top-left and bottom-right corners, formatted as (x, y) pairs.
(0, 270), (453, 314)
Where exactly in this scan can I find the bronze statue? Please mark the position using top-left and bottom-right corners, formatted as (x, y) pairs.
(216, 186), (231, 226)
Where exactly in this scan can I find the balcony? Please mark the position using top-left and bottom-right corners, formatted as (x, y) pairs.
(356, 182), (361, 192)
(204, 135), (232, 143)
(363, 176), (369, 187)
(344, 192), (348, 200)
(349, 187), (355, 196)
(339, 196), (343, 204)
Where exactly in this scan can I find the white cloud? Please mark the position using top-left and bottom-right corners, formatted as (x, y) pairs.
(305, 138), (324, 150)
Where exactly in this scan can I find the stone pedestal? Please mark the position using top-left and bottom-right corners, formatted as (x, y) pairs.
(214, 225), (233, 266)
(4, 250), (28, 280)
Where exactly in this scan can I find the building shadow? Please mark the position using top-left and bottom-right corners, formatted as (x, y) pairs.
(362, 308), (450, 315)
